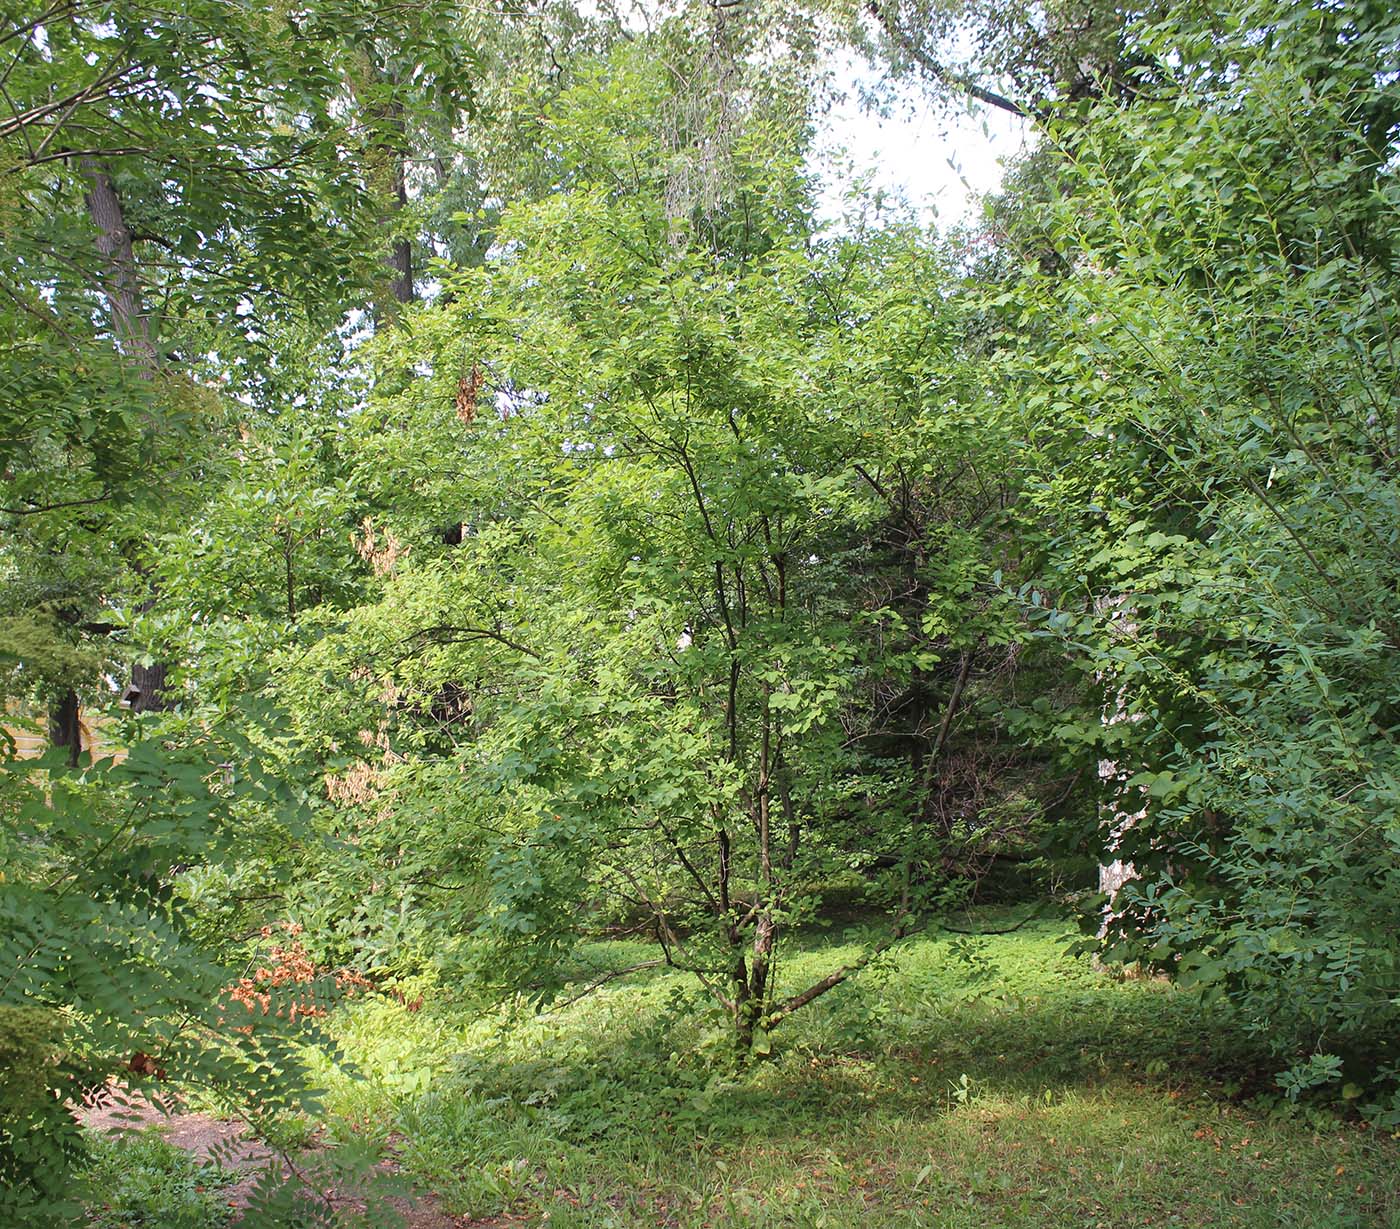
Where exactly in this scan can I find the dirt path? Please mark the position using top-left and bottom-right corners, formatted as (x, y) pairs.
(79, 1091), (470, 1228)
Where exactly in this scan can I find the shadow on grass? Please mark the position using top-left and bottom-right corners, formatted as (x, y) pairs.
(403, 958), (1271, 1158)
(355, 925), (1400, 1229)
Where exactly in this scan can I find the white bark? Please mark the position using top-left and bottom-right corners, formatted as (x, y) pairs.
(1096, 599), (1142, 937)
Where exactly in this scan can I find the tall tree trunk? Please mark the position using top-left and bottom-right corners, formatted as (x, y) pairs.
(386, 104), (413, 307)
(363, 82), (414, 315)
(83, 160), (171, 712)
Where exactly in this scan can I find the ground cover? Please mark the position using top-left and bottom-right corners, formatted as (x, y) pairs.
(301, 913), (1400, 1228)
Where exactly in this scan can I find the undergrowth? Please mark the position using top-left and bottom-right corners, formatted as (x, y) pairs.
(78, 1130), (238, 1229)
(311, 912), (1400, 1227)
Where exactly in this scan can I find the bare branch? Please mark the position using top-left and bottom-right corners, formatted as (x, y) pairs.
(1, 492), (111, 515)
(396, 623), (540, 660)
(767, 918), (919, 1026)
(865, 1), (1033, 119)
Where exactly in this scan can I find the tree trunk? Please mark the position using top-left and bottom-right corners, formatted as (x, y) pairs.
(388, 146), (413, 306)
(128, 661), (169, 713)
(48, 688), (82, 768)
(1096, 600), (1142, 940)
(742, 689), (776, 1056)
(739, 910), (776, 1056)
(374, 91), (414, 312)
(81, 159), (156, 366)
(82, 163), (171, 711)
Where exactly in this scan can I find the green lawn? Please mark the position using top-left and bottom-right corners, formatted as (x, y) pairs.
(314, 913), (1400, 1227)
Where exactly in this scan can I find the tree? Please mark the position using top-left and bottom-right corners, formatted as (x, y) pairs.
(282, 25), (1050, 1056)
(0, 0), (480, 732)
(847, 0), (1181, 116)
(998, 0), (1400, 1116)
(0, 1), (482, 1218)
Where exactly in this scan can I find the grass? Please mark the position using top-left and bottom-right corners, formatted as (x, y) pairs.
(313, 910), (1400, 1228)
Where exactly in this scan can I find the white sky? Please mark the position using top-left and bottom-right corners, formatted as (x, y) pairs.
(812, 54), (1033, 227)
(583, 0), (1033, 226)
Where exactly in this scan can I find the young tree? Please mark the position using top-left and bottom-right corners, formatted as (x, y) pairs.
(289, 25), (1043, 1055)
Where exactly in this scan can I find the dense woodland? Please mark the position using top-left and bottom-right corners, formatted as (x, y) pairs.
(3, 0), (1400, 1225)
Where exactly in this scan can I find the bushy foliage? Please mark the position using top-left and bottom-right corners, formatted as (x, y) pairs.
(79, 1132), (237, 1229)
(0, 712), (346, 1224)
(278, 36), (1068, 1055)
(0, 1005), (77, 1223)
(1001, 0), (1400, 1114)
(8, 4), (1400, 1222)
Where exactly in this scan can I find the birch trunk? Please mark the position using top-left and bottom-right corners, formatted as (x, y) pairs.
(1096, 600), (1142, 938)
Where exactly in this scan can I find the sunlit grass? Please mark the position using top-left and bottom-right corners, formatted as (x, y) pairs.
(315, 913), (1400, 1227)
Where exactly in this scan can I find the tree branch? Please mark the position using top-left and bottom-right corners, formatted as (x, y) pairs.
(937, 903), (1045, 936)
(1, 492), (111, 515)
(767, 918), (918, 1026)
(397, 624), (540, 660)
(542, 960), (665, 1014)
(865, 1), (1033, 119)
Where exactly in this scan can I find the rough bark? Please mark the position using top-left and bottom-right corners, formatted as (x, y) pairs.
(48, 688), (82, 768)
(82, 161), (171, 711)
(81, 159), (157, 365)
(387, 131), (413, 306)
(127, 660), (169, 713)
(375, 92), (414, 310)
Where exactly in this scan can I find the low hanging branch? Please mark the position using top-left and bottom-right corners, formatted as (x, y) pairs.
(541, 960), (666, 1014)
(395, 623), (540, 661)
(937, 902), (1046, 937)
(764, 899), (1043, 1029)
(0, 493), (111, 515)
(766, 916), (919, 1028)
